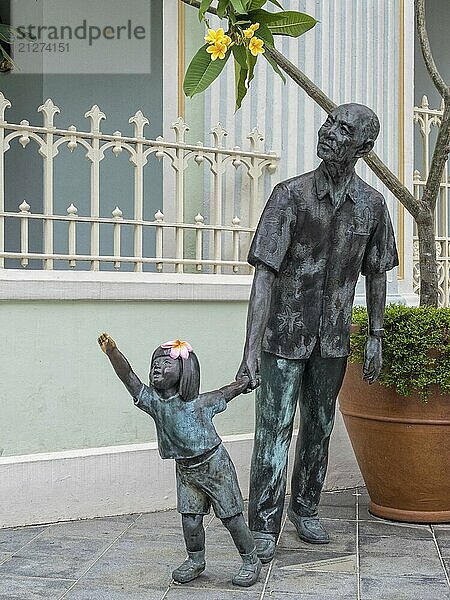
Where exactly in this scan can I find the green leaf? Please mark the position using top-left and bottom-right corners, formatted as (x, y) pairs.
(217, 0), (229, 18)
(248, 8), (287, 24)
(255, 22), (274, 47)
(199, 0), (213, 21)
(229, 0), (247, 14)
(267, 0), (284, 8)
(246, 0), (266, 9)
(267, 11), (317, 37)
(183, 44), (230, 97)
(246, 48), (257, 86)
(234, 58), (248, 111)
(232, 44), (247, 69)
(263, 49), (286, 83)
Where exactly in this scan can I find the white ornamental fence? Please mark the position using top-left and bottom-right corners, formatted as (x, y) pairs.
(413, 96), (450, 306)
(0, 93), (278, 274)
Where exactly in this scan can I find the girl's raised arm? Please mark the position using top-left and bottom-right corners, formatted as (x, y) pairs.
(98, 333), (143, 397)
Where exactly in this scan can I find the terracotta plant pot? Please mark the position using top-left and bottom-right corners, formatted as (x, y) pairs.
(339, 362), (450, 523)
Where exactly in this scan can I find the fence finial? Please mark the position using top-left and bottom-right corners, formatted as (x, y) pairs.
(247, 127), (264, 152)
(67, 203), (78, 216)
(0, 92), (11, 123)
(85, 105), (106, 133)
(112, 206), (123, 219)
(172, 117), (189, 143)
(420, 95), (429, 109)
(19, 200), (30, 213)
(129, 111), (149, 138)
(211, 123), (228, 148)
(38, 99), (60, 129)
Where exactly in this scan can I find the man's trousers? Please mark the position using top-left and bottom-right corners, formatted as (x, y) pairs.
(248, 348), (348, 535)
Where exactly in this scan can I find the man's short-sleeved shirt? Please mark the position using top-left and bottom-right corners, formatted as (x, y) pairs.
(133, 385), (226, 460)
(248, 162), (399, 359)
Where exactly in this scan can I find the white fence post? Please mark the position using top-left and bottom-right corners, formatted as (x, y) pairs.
(211, 124), (227, 274)
(67, 203), (78, 269)
(155, 210), (164, 272)
(38, 99), (60, 270)
(19, 200), (30, 268)
(172, 118), (189, 274)
(195, 213), (205, 272)
(85, 105), (106, 271)
(129, 111), (149, 273)
(112, 206), (123, 270)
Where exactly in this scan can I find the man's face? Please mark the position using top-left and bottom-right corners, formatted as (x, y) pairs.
(317, 106), (369, 165)
(150, 355), (181, 392)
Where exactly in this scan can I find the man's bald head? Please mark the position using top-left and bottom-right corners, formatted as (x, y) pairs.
(317, 103), (380, 166)
(339, 103), (380, 146)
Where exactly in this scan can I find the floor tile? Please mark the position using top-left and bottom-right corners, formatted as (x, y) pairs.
(46, 514), (137, 541)
(434, 527), (450, 557)
(359, 520), (433, 540)
(359, 535), (444, 578)
(274, 546), (356, 573)
(133, 510), (180, 531)
(0, 525), (48, 553)
(321, 489), (358, 506)
(0, 573), (74, 600)
(0, 533), (110, 580)
(63, 582), (164, 600)
(267, 569), (357, 597)
(166, 584), (260, 599)
(81, 538), (179, 588)
(279, 518), (356, 553)
(264, 592), (355, 600)
(318, 489), (358, 520)
(443, 557), (450, 577)
(360, 574), (450, 600)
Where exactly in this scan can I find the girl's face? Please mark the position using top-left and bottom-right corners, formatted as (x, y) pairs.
(150, 355), (181, 392)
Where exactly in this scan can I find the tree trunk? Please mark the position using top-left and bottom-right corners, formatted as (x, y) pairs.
(416, 206), (439, 306)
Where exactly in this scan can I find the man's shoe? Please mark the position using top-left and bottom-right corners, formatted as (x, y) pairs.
(172, 550), (206, 584)
(232, 547), (262, 587)
(287, 508), (330, 544)
(252, 532), (277, 563)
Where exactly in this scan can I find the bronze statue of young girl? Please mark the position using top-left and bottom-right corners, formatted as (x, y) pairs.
(98, 333), (262, 588)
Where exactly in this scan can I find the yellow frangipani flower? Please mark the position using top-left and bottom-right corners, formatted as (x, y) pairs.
(205, 28), (230, 45)
(243, 22), (260, 38)
(206, 41), (228, 61)
(248, 36), (264, 56)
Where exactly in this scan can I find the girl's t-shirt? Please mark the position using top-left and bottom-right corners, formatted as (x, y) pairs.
(133, 384), (226, 460)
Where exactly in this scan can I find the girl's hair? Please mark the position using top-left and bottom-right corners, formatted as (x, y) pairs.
(150, 346), (200, 401)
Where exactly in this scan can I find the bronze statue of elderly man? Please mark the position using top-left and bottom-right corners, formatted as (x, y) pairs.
(237, 103), (399, 563)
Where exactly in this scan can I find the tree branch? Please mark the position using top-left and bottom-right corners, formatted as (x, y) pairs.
(415, 0), (448, 99)
(265, 46), (419, 218)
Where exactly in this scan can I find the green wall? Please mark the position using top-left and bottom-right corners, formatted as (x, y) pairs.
(1, 299), (254, 457)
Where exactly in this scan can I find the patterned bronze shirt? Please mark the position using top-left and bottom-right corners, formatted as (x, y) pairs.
(248, 162), (399, 359)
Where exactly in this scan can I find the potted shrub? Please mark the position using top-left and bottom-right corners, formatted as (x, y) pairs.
(339, 304), (450, 523)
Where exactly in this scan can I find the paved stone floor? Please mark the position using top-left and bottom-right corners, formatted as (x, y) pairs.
(0, 487), (449, 600)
